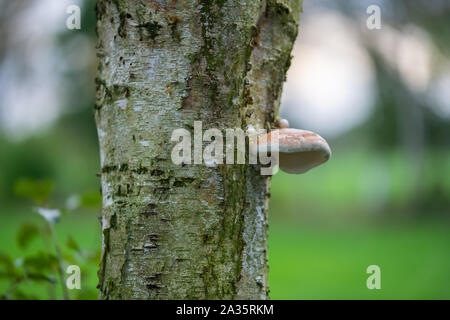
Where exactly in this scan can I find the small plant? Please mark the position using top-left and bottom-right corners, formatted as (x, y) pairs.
(0, 178), (101, 300)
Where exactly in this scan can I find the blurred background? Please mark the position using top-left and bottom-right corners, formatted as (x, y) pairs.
(0, 0), (449, 299)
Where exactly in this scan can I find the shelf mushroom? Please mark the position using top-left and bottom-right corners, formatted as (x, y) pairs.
(250, 119), (331, 174)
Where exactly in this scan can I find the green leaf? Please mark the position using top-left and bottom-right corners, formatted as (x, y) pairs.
(87, 250), (101, 264)
(0, 253), (19, 280)
(62, 252), (77, 265)
(0, 253), (14, 271)
(17, 224), (40, 250)
(13, 178), (54, 204)
(26, 272), (56, 284)
(0, 271), (18, 280)
(66, 236), (80, 252)
(23, 251), (58, 272)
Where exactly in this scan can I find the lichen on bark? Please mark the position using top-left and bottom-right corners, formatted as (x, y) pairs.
(95, 0), (301, 299)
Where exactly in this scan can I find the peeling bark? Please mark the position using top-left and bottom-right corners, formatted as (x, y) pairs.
(95, 0), (301, 299)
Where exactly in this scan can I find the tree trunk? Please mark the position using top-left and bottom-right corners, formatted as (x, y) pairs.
(95, 0), (301, 299)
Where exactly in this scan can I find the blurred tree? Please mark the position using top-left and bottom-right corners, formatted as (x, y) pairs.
(95, 0), (301, 299)
(0, 0), (28, 62)
(333, 0), (450, 214)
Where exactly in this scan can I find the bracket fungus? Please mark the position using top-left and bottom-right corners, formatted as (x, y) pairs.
(251, 119), (331, 174)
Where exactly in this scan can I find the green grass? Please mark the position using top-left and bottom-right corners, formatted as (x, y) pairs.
(266, 150), (450, 299)
(269, 150), (450, 219)
(268, 221), (450, 299)
(2, 207), (450, 299)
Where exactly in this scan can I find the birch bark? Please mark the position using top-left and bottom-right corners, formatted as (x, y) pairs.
(95, 0), (301, 299)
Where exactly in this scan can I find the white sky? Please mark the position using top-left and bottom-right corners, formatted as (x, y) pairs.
(280, 12), (375, 138)
(0, 0), (82, 140)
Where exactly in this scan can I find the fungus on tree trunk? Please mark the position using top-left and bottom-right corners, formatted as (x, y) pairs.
(251, 119), (331, 174)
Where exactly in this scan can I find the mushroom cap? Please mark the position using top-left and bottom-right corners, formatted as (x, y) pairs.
(251, 128), (331, 174)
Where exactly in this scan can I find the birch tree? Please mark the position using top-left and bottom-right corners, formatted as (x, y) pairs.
(95, 0), (301, 299)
